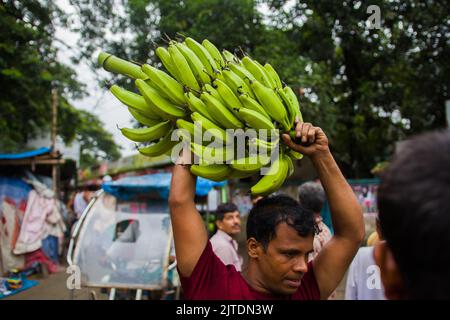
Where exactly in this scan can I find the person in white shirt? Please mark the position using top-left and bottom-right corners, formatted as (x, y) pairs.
(346, 219), (385, 300)
(73, 189), (92, 219)
(210, 203), (243, 271)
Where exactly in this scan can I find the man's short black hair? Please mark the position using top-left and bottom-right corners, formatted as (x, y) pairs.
(378, 130), (450, 299)
(215, 202), (238, 221)
(298, 181), (326, 213)
(246, 195), (316, 249)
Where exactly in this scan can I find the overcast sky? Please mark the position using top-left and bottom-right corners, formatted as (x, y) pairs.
(55, 0), (138, 157)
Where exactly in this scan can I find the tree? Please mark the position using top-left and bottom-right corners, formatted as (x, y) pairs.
(264, 0), (449, 176)
(0, 0), (121, 168)
(70, 0), (449, 177)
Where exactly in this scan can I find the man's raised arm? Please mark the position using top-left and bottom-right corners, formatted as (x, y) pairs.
(282, 123), (364, 299)
(168, 150), (208, 277)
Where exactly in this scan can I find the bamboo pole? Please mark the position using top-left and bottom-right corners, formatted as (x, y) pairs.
(51, 87), (59, 195)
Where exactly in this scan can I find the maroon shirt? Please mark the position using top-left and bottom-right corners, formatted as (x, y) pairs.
(180, 241), (321, 300)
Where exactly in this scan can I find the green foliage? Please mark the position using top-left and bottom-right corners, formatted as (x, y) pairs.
(0, 0), (120, 168)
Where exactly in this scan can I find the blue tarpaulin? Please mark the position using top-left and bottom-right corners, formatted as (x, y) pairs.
(0, 177), (32, 205)
(0, 278), (39, 299)
(0, 147), (51, 160)
(102, 173), (226, 200)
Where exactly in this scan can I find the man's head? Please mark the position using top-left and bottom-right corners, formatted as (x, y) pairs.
(246, 195), (316, 295)
(215, 203), (241, 236)
(374, 130), (450, 299)
(298, 181), (326, 215)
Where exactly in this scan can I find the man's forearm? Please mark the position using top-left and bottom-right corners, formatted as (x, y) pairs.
(312, 151), (364, 242)
(169, 164), (196, 208)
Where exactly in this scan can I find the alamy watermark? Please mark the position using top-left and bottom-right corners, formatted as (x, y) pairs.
(366, 264), (382, 290)
(367, 5), (381, 30)
(66, 265), (81, 290)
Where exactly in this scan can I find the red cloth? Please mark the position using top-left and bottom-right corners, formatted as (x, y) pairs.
(25, 249), (59, 273)
(180, 241), (321, 300)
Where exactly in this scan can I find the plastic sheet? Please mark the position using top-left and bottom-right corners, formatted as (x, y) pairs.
(102, 172), (226, 200)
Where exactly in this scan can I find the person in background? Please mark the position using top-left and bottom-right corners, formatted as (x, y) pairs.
(346, 217), (385, 300)
(73, 187), (92, 220)
(374, 130), (450, 299)
(210, 203), (243, 271)
(298, 181), (332, 262)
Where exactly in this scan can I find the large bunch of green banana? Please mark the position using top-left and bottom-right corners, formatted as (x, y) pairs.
(97, 36), (304, 195)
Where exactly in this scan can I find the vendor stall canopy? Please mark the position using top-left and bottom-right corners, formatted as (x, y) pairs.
(102, 173), (226, 200)
(0, 147), (51, 160)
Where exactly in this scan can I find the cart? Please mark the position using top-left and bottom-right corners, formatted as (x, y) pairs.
(67, 173), (226, 300)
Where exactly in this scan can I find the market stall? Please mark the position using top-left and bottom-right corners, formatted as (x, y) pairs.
(67, 172), (226, 300)
(0, 147), (70, 298)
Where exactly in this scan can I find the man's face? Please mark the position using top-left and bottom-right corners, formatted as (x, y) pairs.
(216, 210), (241, 236)
(257, 223), (314, 295)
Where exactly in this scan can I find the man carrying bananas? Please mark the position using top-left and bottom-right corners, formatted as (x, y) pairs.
(169, 122), (364, 299)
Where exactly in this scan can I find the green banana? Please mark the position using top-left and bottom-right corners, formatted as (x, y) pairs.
(168, 44), (200, 91)
(213, 79), (243, 114)
(191, 112), (229, 144)
(238, 108), (275, 131)
(128, 108), (161, 127)
(176, 119), (202, 140)
(222, 50), (238, 64)
(138, 130), (178, 157)
(250, 156), (289, 196)
(231, 155), (269, 172)
(285, 154), (294, 177)
(242, 56), (273, 88)
(222, 69), (255, 99)
(200, 92), (244, 129)
(229, 169), (259, 179)
(277, 88), (295, 130)
(288, 149), (304, 160)
(203, 83), (227, 106)
(155, 47), (181, 81)
(264, 63), (282, 89)
(202, 39), (225, 69)
(254, 59), (276, 89)
(228, 63), (255, 84)
(184, 37), (218, 74)
(239, 94), (271, 120)
(191, 142), (233, 165)
(250, 80), (288, 128)
(110, 85), (160, 119)
(98, 52), (147, 80)
(284, 86), (303, 123)
(190, 164), (232, 182)
(184, 92), (216, 123)
(176, 42), (211, 86)
(249, 136), (280, 152)
(141, 64), (185, 105)
(120, 120), (172, 143)
(135, 79), (187, 120)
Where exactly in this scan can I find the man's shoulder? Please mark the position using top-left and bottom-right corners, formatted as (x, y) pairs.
(210, 232), (230, 246)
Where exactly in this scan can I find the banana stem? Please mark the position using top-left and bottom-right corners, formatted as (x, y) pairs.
(98, 52), (147, 80)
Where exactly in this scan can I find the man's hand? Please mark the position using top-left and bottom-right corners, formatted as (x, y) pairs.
(282, 121), (329, 160)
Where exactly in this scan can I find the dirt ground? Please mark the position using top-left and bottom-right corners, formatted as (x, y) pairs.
(3, 265), (347, 300)
(3, 266), (103, 300)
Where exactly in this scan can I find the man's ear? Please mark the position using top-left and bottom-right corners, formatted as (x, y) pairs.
(373, 240), (407, 300)
(247, 238), (262, 259)
(215, 220), (223, 230)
